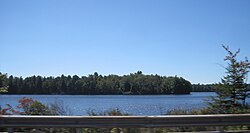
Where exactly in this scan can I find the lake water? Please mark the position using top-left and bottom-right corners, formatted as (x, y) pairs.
(0, 92), (219, 115)
(2, 92), (248, 116)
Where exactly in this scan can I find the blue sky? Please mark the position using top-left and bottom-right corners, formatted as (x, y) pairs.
(1, 0), (250, 84)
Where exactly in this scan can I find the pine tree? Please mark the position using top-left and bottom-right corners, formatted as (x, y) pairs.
(208, 45), (250, 113)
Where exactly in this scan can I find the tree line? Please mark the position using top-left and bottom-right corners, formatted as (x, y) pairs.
(192, 84), (250, 92)
(3, 71), (192, 95)
(192, 84), (215, 92)
(0, 73), (8, 93)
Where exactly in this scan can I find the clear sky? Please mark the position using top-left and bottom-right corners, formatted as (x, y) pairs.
(1, 0), (250, 84)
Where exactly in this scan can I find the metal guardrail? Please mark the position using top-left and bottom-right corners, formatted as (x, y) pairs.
(1, 114), (250, 133)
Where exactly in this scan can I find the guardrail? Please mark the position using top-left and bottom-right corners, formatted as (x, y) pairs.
(1, 114), (250, 133)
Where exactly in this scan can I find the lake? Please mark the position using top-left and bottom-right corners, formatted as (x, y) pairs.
(0, 92), (220, 115)
(0, 92), (245, 116)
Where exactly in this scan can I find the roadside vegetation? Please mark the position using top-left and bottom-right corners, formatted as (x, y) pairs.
(165, 45), (250, 132)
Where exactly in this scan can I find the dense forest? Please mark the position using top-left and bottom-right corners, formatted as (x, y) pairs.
(192, 84), (215, 92)
(192, 84), (250, 92)
(2, 71), (192, 95)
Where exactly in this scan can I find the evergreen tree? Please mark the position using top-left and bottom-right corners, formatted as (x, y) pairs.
(208, 45), (250, 113)
(0, 72), (8, 93)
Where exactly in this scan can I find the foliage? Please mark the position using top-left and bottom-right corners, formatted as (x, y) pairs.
(16, 97), (50, 115)
(192, 84), (215, 92)
(0, 97), (71, 116)
(165, 108), (201, 115)
(206, 45), (250, 114)
(0, 73), (12, 115)
(0, 72), (8, 93)
(191, 84), (250, 92)
(0, 104), (19, 115)
(87, 108), (129, 116)
(4, 71), (192, 95)
(48, 100), (72, 115)
(0, 97), (72, 132)
(85, 109), (140, 133)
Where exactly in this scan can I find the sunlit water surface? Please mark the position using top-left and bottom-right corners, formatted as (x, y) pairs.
(1, 92), (245, 116)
